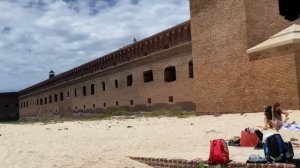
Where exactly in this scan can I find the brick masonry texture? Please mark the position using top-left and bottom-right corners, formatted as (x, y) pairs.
(19, 42), (195, 119)
(129, 156), (297, 168)
(0, 92), (19, 121)
(16, 0), (300, 119)
(190, 0), (300, 113)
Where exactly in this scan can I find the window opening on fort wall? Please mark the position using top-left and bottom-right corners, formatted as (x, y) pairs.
(102, 82), (106, 91)
(115, 80), (118, 88)
(164, 66), (176, 82)
(60, 92), (64, 101)
(189, 60), (194, 78)
(83, 86), (87, 96)
(169, 96), (174, 102)
(143, 70), (153, 83)
(127, 75), (133, 87)
(148, 98), (152, 104)
(91, 84), (95, 95)
(54, 94), (58, 102)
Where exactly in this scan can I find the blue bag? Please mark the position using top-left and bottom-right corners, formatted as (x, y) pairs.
(263, 134), (287, 163)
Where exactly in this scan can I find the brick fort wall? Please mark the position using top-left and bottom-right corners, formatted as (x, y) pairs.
(0, 92), (19, 121)
(190, 0), (300, 113)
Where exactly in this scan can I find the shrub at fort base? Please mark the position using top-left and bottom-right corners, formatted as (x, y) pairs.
(15, 107), (197, 124)
(99, 106), (197, 119)
(146, 108), (197, 118)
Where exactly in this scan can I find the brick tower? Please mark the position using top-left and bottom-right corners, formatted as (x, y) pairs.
(189, 0), (299, 113)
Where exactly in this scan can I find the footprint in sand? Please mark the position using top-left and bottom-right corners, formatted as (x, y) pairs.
(206, 130), (217, 134)
(27, 151), (37, 154)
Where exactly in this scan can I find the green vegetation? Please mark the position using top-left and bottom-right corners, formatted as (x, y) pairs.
(146, 109), (197, 118)
(0, 107), (197, 125)
(101, 106), (197, 118)
(103, 106), (132, 117)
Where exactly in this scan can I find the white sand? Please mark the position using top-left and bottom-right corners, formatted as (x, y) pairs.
(0, 111), (299, 168)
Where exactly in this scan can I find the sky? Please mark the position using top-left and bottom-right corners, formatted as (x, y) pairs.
(0, 0), (190, 92)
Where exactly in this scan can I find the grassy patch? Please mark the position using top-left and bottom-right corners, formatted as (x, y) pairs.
(6, 107), (197, 124)
(146, 109), (197, 118)
(104, 107), (132, 117)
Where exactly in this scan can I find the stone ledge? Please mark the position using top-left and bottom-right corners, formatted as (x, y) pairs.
(129, 156), (296, 168)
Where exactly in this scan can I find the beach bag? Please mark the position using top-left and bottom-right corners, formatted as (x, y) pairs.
(208, 139), (230, 165)
(263, 134), (286, 163)
(285, 142), (294, 161)
(240, 130), (259, 147)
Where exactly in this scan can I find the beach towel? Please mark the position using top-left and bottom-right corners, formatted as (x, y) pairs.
(282, 123), (300, 132)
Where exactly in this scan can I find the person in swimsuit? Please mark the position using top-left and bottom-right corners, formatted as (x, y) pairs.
(273, 103), (289, 130)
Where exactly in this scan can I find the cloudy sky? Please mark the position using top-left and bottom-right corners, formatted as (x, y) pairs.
(0, 0), (190, 92)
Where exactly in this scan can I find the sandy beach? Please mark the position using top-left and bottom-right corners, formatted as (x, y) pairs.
(0, 111), (299, 168)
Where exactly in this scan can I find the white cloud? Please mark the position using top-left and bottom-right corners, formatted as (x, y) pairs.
(0, 0), (190, 92)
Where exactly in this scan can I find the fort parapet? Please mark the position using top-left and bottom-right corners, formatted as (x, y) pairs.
(19, 21), (191, 97)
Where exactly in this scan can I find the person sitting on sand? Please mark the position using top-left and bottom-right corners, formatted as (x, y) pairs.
(273, 103), (289, 130)
(263, 105), (273, 130)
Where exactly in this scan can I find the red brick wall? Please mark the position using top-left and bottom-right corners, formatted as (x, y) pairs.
(295, 49), (300, 108)
(190, 0), (300, 113)
(19, 43), (195, 119)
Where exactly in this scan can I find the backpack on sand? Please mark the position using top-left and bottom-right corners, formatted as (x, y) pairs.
(285, 142), (294, 161)
(208, 139), (230, 165)
(263, 134), (291, 163)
